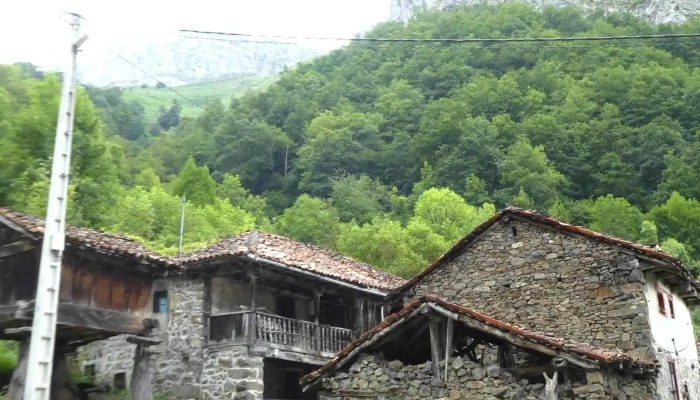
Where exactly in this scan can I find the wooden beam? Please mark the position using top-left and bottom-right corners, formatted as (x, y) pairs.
(426, 304), (599, 370)
(0, 215), (38, 240)
(126, 335), (162, 346)
(0, 240), (35, 259)
(10, 301), (148, 334)
(445, 318), (454, 380)
(429, 318), (441, 381)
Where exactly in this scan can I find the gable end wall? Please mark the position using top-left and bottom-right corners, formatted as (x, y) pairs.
(411, 219), (653, 356)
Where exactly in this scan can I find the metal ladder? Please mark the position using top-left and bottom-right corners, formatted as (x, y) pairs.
(23, 14), (85, 400)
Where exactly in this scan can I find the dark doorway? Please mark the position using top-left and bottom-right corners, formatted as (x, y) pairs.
(276, 295), (296, 319)
(263, 359), (318, 400)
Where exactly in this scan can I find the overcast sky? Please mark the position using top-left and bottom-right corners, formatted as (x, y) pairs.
(0, 0), (391, 70)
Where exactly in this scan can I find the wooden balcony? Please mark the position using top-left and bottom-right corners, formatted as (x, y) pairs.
(209, 311), (357, 357)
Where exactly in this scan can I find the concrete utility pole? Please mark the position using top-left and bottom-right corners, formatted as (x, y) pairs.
(23, 13), (88, 400)
(178, 196), (186, 256)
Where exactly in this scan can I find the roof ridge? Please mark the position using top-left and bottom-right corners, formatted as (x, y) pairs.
(233, 230), (401, 278)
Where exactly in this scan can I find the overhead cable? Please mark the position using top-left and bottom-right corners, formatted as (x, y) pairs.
(180, 29), (700, 44)
(180, 34), (700, 49)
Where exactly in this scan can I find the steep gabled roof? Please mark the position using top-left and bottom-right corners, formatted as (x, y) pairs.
(0, 208), (177, 268)
(301, 296), (658, 389)
(392, 207), (700, 296)
(175, 231), (405, 291)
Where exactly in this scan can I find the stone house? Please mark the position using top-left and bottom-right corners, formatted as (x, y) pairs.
(80, 231), (404, 400)
(304, 208), (700, 400)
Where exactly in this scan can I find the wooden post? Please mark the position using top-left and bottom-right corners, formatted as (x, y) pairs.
(543, 372), (558, 400)
(8, 339), (29, 400)
(444, 318), (454, 380)
(247, 269), (257, 345)
(128, 336), (162, 400)
(51, 350), (72, 400)
(314, 289), (323, 352)
(429, 319), (441, 381)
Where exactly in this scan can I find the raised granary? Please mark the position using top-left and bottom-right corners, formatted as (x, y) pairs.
(0, 208), (174, 400)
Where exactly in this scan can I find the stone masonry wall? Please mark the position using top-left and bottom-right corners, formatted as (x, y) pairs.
(412, 220), (653, 357)
(79, 276), (207, 398)
(318, 352), (616, 400)
(200, 348), (264, 400)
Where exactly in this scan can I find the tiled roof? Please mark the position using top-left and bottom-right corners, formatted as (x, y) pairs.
(393, 207), (700, 295)
(175, 231), (405, 291)
(301, 296), (659, 388)
(0, 208), (177, 268)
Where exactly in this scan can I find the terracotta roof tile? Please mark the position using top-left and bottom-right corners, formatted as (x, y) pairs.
(0, 208), (177, 268)
(301, 296), (658, 387)
(393, 207), (700, 295)
(176, 231), (405, 291)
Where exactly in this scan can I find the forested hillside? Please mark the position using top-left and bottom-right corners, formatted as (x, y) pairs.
(4, 4), (700, 298)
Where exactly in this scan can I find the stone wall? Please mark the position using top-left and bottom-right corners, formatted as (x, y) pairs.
(79, 276), (207, 398)
(200, 348), (264, 400)
(411, 219), (653, 357)
(318, 352), (607, 400)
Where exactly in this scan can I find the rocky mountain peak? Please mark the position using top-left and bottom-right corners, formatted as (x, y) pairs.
(390, 0), (700, 24)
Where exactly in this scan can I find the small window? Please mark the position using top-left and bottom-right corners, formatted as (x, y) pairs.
(153, 291), (168, 314)
(113, 372), (126, 390)
(657, 289), (667, 317)
(669, 361), (680, 400)
(669, 296), (676, 319)
(84, 364), (95, 378)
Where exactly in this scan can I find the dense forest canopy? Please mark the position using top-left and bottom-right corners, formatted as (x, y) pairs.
(4, 4), (700, 299)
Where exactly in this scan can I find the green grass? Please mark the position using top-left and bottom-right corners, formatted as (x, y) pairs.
(122, 75), (278, 122)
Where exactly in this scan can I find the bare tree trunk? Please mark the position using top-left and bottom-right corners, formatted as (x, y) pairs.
(8, 339), (28, 400)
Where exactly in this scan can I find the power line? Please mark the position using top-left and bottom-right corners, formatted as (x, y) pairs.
(105, 49), (209, 113)
(180, 29), (700, 44)
(181, 34), (700, 50)
(56, 14), (211, 115)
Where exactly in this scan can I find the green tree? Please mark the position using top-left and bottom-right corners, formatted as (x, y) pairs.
(496, 138), (567, 210)
(134, 168), (161, 189)
(589, 195), (643, 241)
(464, 174), (490, 206)
(411, 188), (495, 243)
(649, 192), (700, 258)
(639, 221), (659, 245)
(337, 218), (427, 278)
(330, 174), (389, 225)
(172, 156), (217, 207)
(275, 195), (340, 249)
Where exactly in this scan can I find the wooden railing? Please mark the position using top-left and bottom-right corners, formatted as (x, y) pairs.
(209, 311), (356, 355)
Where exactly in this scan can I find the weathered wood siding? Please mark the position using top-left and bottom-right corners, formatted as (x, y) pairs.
(0, 247), (152, 317)
(0, 248), (39, 306)
(59, 251), (153, 316)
